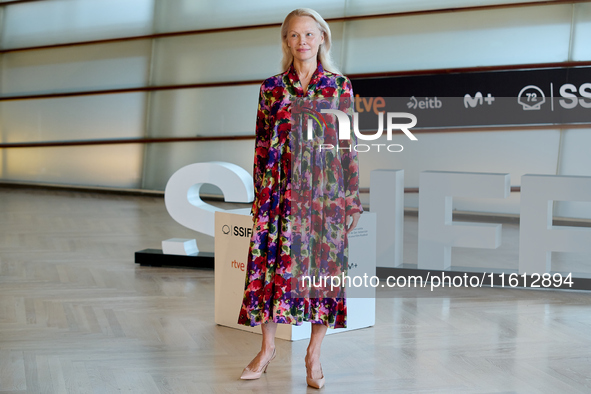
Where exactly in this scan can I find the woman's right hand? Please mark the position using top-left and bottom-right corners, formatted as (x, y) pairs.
(345, 212), (361, 236)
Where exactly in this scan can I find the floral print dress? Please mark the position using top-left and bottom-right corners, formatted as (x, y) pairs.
(237, 62), (362, 329)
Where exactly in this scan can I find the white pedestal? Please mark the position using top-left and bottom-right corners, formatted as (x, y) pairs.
(162, 238), (198, 255)
(214, 211), (376, 341)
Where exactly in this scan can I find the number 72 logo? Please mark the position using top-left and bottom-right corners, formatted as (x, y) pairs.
(518, 85), (546, 110)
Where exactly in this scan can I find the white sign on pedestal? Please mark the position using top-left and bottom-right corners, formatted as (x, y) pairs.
(214, 211), (376, 341)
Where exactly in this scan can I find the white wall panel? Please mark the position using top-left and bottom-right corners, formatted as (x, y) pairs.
(1, 41), (151, 95)
(152, 27), (281, 85)
(357, 129), (561, 214)
(0, 144), (143, 188)
(572, 3), (591, 61)
(557, 129), (591, 177)
(345, 0), (550, 16)
(154, 0), (345, 32)
(343, 5), (571, 74)
(148, 85), (260, 138)
(142, 140), (255, 191)
(153, 0), (555, 31)
(555, 129), (591, 219)
(1, 0), (154, 49)
(0, 93), (146, 142)
(152, 22), (345, 85)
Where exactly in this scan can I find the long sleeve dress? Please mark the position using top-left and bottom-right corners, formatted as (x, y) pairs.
(237, 62), (363, 329)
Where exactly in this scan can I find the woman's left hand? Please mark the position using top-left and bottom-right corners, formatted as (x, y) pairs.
(345, 212), (361, 236)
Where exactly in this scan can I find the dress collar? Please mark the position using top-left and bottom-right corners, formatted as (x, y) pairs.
(287, 61), (325, 96)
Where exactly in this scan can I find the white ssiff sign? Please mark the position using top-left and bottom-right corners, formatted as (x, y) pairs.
(163, 163), (591, 339)
(163, 162), (376, 341)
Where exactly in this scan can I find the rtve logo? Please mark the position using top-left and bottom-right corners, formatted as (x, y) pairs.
(354, 94), (385, 115)
(222, 225), (253, 238)
(231, 259), (245, 271)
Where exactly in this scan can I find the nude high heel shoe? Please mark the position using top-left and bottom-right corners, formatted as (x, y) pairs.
(306, 361), (325, 389)
(240, 348), (276, 380)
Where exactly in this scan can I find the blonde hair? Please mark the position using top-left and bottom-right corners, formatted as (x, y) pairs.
(280, 8), (340, 74)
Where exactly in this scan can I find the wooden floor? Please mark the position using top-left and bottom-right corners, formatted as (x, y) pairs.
(1, 186), (591, 393)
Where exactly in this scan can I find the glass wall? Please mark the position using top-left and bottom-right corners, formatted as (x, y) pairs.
(0, 0), (590, 218)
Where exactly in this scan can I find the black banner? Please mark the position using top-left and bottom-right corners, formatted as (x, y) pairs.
(350, 66), (591, 130)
